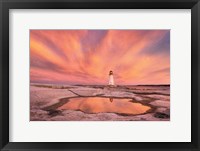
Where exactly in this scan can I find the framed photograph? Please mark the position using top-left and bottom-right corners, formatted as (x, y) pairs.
(30, 29), (170, 122)
(0, 0), (199, 150)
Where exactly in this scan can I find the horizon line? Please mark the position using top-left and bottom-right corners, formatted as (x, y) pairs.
(30, 82), (170, 86)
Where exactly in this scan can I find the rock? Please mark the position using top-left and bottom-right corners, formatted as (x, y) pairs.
(47, 109), (62, 116)
(154, 112), (170, 119)
(68, 87), (103, 96)
(150, 100), (170, 108)
(156, 108), (170, 115)
(30, 84), (170, 121)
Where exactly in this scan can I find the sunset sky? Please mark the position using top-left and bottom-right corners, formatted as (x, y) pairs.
(30, 30), (170, 85)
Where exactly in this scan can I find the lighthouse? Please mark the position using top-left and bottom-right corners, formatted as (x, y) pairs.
(108, 70), (114, 86)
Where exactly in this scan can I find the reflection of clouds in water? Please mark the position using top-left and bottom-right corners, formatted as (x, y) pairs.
(58, 97), (150, 115)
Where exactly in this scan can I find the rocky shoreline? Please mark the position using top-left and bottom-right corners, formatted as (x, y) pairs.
(30, 84), (170, 121)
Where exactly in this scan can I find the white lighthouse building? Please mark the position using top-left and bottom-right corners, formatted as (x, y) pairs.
(108, 70), (114, 86)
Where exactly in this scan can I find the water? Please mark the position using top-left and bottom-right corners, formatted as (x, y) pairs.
(58, 97), (151, 115)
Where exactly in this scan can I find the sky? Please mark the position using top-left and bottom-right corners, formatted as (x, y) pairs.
(30, 30), (170, 85)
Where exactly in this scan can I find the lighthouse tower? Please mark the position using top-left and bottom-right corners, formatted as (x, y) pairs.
(108, 70), (114, 86)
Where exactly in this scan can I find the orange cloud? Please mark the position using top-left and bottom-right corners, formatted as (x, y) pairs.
(30, 30), (170, 85)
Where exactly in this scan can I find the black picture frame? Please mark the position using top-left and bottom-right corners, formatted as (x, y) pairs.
(0, 0), (200, 151)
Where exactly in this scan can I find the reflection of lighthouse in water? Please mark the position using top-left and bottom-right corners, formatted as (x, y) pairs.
(108, 70), (114, 86)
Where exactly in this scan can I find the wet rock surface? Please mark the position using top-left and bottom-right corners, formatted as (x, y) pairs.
(30, 84), (170, 121)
